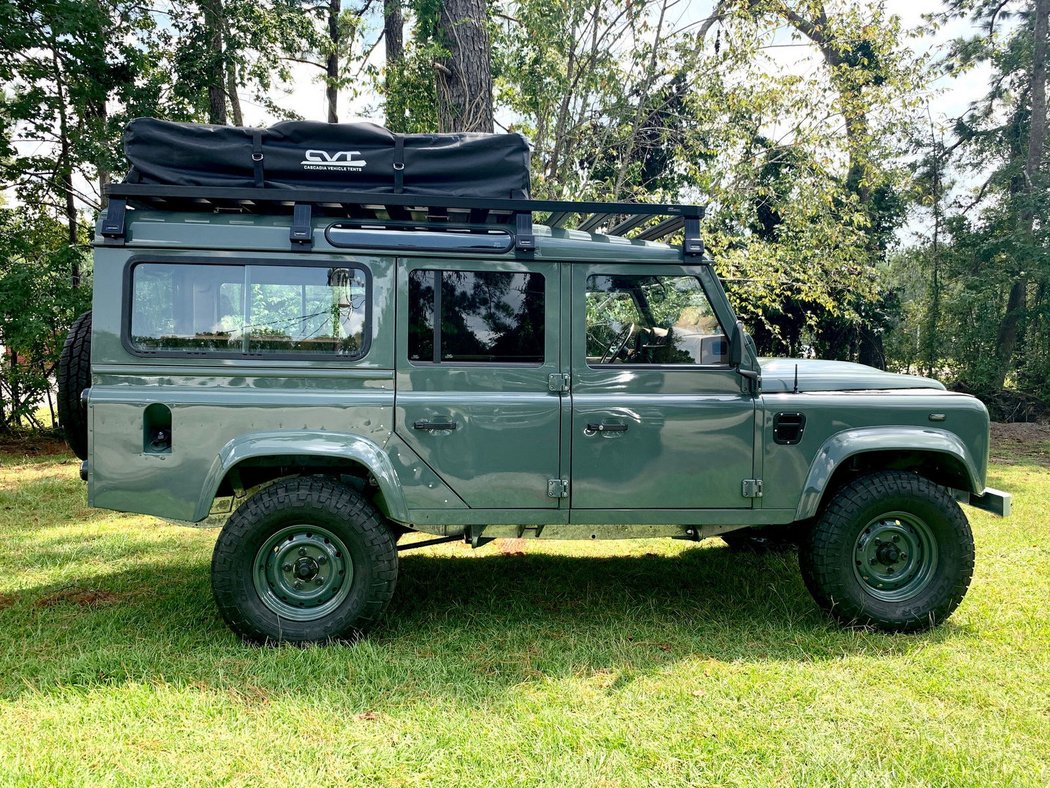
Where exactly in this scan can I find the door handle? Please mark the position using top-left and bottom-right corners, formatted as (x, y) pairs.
(413, 420), (458, 431)
(585, 422), (628, 433)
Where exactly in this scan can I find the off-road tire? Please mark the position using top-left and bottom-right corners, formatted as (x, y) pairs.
(721, 526), (801, 552)
(799, 471), (974, 632)
(57, 310), (92, 460)
(211, 476), (398, 644)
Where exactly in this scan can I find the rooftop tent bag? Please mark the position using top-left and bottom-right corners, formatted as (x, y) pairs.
(122, 118), (532, 199)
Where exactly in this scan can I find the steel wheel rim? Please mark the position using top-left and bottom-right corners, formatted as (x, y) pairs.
(852, 511), (938, 602)
(253, 524), (353, 621)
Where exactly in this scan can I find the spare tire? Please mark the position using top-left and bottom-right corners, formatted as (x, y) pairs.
(58, 310), (92, 460)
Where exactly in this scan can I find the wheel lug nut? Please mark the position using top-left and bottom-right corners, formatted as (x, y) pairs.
(282, 563), (292, 572)
(899, 553), (907, 560)
(294, 580), (303, 589)
(317, 555), (327, 564)
(315, 577), (324, 585)
(298, 547), (307, 556)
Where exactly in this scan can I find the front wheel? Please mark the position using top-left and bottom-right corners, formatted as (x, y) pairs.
(211, 476), (398, 644)
(799, 471), (974, 632)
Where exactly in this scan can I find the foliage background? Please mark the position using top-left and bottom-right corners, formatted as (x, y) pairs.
(1, 0), (1048, 427)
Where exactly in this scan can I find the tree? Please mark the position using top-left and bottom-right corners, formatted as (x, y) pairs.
(905, 0), (1050, 397)
(0, 207), (90, 430)
(383, 0), (406, 128)
(431, 0), (494, 132)
(168, 0), (316, 125)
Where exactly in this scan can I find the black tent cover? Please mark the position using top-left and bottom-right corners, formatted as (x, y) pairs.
(122, 118), (531, 199)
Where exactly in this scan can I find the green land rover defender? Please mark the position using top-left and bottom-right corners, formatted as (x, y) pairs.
(57, 119), (1011, 644)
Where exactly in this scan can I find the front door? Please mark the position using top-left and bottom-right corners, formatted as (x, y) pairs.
(395, 258), (563, 509)
(570, 264), (756, 510)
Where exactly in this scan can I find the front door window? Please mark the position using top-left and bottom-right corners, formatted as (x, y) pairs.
(585, 274), (728, 366)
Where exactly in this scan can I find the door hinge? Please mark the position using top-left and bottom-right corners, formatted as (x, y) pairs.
(742, 479), (764, 498)
(547, 479), (569, 498)
(548, 373), (571, 393)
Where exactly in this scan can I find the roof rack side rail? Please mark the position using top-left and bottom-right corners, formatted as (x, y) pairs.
(103, 184), (707, 256)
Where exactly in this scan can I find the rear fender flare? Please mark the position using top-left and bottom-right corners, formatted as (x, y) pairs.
(195, 431), (407, 522)
(794, 427), (982, 521)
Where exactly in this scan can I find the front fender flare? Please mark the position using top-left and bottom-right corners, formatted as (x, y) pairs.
(194, 431), (408, 522)
(794, 427), (982, 521)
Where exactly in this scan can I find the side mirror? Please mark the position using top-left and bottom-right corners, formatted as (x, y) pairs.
(730, 320), (744, 368)
(730, 320), (760, 392)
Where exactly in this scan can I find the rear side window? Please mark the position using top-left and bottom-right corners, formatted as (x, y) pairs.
(408, 270), (545, 364)
(129, 262), (368, 357)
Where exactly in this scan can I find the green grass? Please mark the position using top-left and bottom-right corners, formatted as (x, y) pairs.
(0, 443), (1047, 786)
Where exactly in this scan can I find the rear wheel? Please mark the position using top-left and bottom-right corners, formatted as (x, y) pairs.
(211, 476), (398, 644)
(57, 310), (92, 460)
(799, 471), (974, 632)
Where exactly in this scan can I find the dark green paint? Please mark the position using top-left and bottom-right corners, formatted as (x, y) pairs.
(84, 208), (1008, 537)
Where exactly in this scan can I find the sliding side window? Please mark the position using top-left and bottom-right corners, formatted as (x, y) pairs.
(407, 270), (544, 364)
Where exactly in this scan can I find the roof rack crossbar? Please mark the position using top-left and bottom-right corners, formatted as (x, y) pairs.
(544, 211), (572, 228)
(606, 214), (651, 237)
(635, 215), (684, 242)
(577, 212), (614, 233)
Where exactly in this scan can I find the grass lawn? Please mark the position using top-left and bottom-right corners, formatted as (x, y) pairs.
(0, 431), (1047, 786)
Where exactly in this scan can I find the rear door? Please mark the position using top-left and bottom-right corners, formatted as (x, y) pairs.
(394, 258), (563, 509)
(569, 263), (756, 510)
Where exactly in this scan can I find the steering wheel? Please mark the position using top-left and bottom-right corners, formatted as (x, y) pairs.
(601, 323), (636, 363)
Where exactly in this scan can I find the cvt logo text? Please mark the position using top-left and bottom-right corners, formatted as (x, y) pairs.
(300, 149), (367, 171)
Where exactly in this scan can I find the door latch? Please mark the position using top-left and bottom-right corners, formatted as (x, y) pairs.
(547, 479), (569, 498)
(741, 479), (764, 498)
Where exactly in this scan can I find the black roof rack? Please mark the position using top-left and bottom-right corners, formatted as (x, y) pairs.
(102, 184), (705, 258)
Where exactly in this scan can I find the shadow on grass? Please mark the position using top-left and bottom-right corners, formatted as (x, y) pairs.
(0, 540), (962, 705)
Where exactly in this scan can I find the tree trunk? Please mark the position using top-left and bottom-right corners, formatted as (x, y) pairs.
(434, 0), (494, 133)
(201, 0), (227, 124)
(995, 0), (1048, 388)
(50, 45), (80, 286)
(383, 0), (404, 129)
(384, 0), (403, 65)
(226, 59), (243, 126)
(327, 0), (340, 123)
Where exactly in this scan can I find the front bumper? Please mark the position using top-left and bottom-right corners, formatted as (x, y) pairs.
(955, 487), (1012, 517)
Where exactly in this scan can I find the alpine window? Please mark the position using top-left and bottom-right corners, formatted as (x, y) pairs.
(128, 261), (368, 357)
